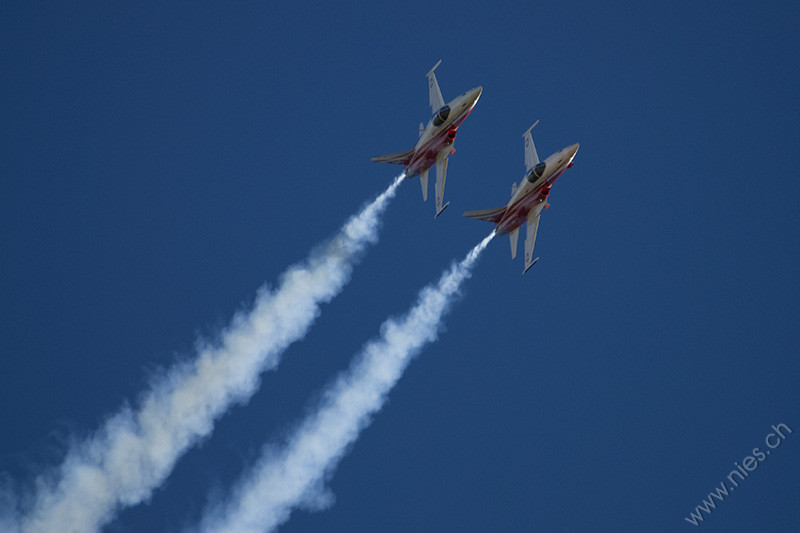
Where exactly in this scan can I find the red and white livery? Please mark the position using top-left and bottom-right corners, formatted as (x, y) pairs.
(464, 121), (579, 273)
(372, 60), (482, 217)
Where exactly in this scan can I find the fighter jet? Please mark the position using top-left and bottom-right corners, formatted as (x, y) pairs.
(464, 121), (579, 273)
(372, 60), (482, 217)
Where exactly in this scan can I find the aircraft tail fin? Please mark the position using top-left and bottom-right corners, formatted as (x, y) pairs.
(371, 149), (414, 166)
(463, 206), (506, 224)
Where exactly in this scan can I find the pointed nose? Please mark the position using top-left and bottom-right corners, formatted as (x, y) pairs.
(470, 86), (483, 104)
(568, 143), (580, 157)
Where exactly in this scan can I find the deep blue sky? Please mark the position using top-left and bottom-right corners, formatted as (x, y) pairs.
(2, 2), (799, 531)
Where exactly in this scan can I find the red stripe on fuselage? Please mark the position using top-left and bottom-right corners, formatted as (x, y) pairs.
(495, 166), (568, 235)
(405, 108), (474, 176)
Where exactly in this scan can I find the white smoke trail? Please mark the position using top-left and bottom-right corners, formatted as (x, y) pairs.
(8, 175), (405, 533)
(200, 231), (495, 533)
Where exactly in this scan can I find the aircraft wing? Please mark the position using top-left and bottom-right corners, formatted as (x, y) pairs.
(509, 227), (520, 259)
(427, 60), (445, 113)
(420, 167), (429, 202)
(523, 208), (541, 273)
(523, 120), (540, 172)
(434, 149), (450, 217)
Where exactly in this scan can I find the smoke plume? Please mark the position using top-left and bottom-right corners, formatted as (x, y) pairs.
(200, 231), (495, 533)
(9, 175), (405, 533)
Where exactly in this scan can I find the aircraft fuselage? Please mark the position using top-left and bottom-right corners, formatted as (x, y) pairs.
(495, 143), (580, 236)
(404, 86), (482, 176)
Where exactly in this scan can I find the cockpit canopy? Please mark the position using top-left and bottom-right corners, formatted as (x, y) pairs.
(432, 105), (451, 127)
(527, 162), (546, 182)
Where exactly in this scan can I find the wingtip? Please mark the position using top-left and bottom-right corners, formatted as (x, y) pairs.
(427, 59), (442, 76)
(522, 120), (540, 137)
(434, 201), (451, 219)
(522, 257), (540, 274)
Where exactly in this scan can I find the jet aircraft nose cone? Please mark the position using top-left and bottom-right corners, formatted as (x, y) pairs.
(470, 86), (483, 102)
(569, 143), (580, 156)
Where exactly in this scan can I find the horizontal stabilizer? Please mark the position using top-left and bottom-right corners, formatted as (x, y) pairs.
(371, 149), (414, 166)
(463, 206), (507, 224)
